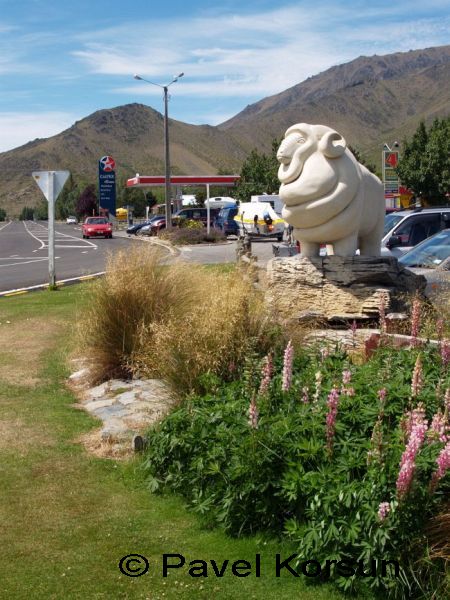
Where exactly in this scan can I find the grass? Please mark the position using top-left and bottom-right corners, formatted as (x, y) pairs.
(0, 285), (352, 600)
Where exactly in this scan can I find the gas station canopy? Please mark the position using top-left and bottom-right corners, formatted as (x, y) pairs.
(126, 175), (240, 188)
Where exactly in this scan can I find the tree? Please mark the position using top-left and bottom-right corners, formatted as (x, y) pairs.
(19, 206), (35, 220)
(76, 184), (98, 218)
(0, 208), (6, 221)
(396, 118), (450, 205)
(234, 138), (281, 203)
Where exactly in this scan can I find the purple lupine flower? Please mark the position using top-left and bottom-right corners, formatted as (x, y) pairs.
(326, 387), (340, 455)
(378, 502), (390, 522)
(259, 353), (273, 395)
(248, 396), (259, 429)
(444, 388), (450, 414)
(341, 369), (355, 397)
(430, 441), (450, 492)
(396, 408), (428, 500)
(301, 386), (309, 403)
(411, 354), (423, 399)
(410, 297), (421, 346)
(342, 370), (352, 385)
(282, 340), (294, 392)
(441, 339), (450, 369)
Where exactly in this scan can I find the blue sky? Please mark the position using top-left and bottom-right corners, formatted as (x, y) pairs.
(0, 0), (449, 152)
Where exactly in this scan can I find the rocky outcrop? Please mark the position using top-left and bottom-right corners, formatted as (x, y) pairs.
(266, 255), (426, 321)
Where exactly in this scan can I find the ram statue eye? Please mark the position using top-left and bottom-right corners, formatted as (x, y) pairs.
(297, 137), (306, 144)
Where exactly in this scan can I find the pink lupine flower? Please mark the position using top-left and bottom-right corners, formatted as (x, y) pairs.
(350, 320), (357, 347)
(320, 347), (330, 362)
(301, 386), (309, 403)
(430, 441), (450, 491)
(377, 388), (387, 404)
(342, 370), (352, 385)
(427, 410), (449, 444)
(248, 396), (259, 429)
(282, 340), (294, 392)
(411, 354), (423, 399)
(396, 408), (428, 499)
(378, 502), (390, 522)
(259, 353), (273, 395)
(340, 369), (355, 396)
(410, 297), (421, 346)
(441, 339), (450, 369)
(326, 387), (340, 455)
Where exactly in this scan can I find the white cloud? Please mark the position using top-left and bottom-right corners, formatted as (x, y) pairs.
(72, 3), (450, 102)
(0, 112), (78, 152)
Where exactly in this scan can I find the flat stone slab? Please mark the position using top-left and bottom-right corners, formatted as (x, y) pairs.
(69, 368), (177, 458)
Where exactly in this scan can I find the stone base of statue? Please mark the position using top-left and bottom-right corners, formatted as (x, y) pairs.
(266, 255), (426, 322)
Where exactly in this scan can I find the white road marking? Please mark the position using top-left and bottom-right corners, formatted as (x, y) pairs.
(0, 221), (12, 232)
(0, 258), (48, 268)
(22, 220), (98, 249)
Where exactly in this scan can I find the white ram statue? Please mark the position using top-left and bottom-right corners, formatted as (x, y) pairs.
(277, 123), (385, 257)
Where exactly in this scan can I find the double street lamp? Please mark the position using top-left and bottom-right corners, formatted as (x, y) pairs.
(134, 72), (184, 228)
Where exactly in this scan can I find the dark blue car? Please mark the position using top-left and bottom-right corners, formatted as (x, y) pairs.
(126, 216), (161, 235)
(215, 206), (238, 236)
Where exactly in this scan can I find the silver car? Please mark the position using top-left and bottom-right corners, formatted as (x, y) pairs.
(399, 228), (450, 307)
(381, 207), (450, 257)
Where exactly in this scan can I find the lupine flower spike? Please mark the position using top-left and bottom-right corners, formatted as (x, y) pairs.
(282, 340), (294, 392)
(411, 354), (423, 399)
(248, 395), (259, 429)
(341, 369), (355, 397)
(259, 353), (273, 395)
(379, 293), (387, 334)
(430, 441), (450, 492)
(441, 339), (450, 369)
(396, 404), (428, 499)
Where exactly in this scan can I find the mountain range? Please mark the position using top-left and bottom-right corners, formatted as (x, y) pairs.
(1, 44), (449, 216)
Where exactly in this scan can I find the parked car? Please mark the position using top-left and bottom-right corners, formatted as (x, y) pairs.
(82, 217), (113, 239)
(139, 216), (167, 236)
(172, 207), (221, 227)
(381, 207), (450, 257)
(126, 216), (161, 235)
(215, 205), (239, 236)
(66, 216), (78, 224)
(398, 228), (450, 307)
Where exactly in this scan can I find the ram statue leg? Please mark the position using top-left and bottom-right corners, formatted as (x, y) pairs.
(299, 240), (321, 257)
(331, 234), (358, 257)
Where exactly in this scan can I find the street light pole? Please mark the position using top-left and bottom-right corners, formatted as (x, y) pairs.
(134, 72), (184, 229)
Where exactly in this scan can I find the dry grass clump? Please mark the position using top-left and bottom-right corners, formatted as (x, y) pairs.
(133, 268), (273, 395)
(78, 246), (196, 382)
(78, 246), (273, 391)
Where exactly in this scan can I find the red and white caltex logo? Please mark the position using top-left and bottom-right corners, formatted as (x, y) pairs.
(100, 156), (116, 172)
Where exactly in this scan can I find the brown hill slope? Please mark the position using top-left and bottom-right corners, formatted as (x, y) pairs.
(1, 45), (449, 216)
(220, 45), (450, 165)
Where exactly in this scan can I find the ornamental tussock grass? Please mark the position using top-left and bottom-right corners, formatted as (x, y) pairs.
(78, 246), (274, 391)
(133, 266), (275, 395)
(77, 246), (195, 382)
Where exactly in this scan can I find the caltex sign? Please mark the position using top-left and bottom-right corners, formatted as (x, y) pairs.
(98, 155), (116, 217)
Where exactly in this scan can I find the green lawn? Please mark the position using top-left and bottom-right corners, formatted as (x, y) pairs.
(0, 285), (359, 600)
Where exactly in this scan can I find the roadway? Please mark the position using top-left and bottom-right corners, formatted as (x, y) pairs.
(0, 220), (277, 293)
(0, 220), (134, 293)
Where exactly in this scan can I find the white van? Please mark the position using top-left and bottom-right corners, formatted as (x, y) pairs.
(205, 196), (236, 209)
(250, 195), (283, 217)
(235, 202), (285, 241)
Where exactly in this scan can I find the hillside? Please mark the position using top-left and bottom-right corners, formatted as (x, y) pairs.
(1, 44), (449, 216)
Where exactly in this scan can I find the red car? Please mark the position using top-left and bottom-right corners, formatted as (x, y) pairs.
(82, 217), (113, 239)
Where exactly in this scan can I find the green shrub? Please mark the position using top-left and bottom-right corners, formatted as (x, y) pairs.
(143, 343), (450, 598)
(159, 227), (226, 245)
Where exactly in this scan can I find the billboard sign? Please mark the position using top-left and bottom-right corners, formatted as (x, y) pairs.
(98, 155), (116, 217)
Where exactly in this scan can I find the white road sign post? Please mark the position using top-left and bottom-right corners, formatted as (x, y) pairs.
(32, 170), (70, 288)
